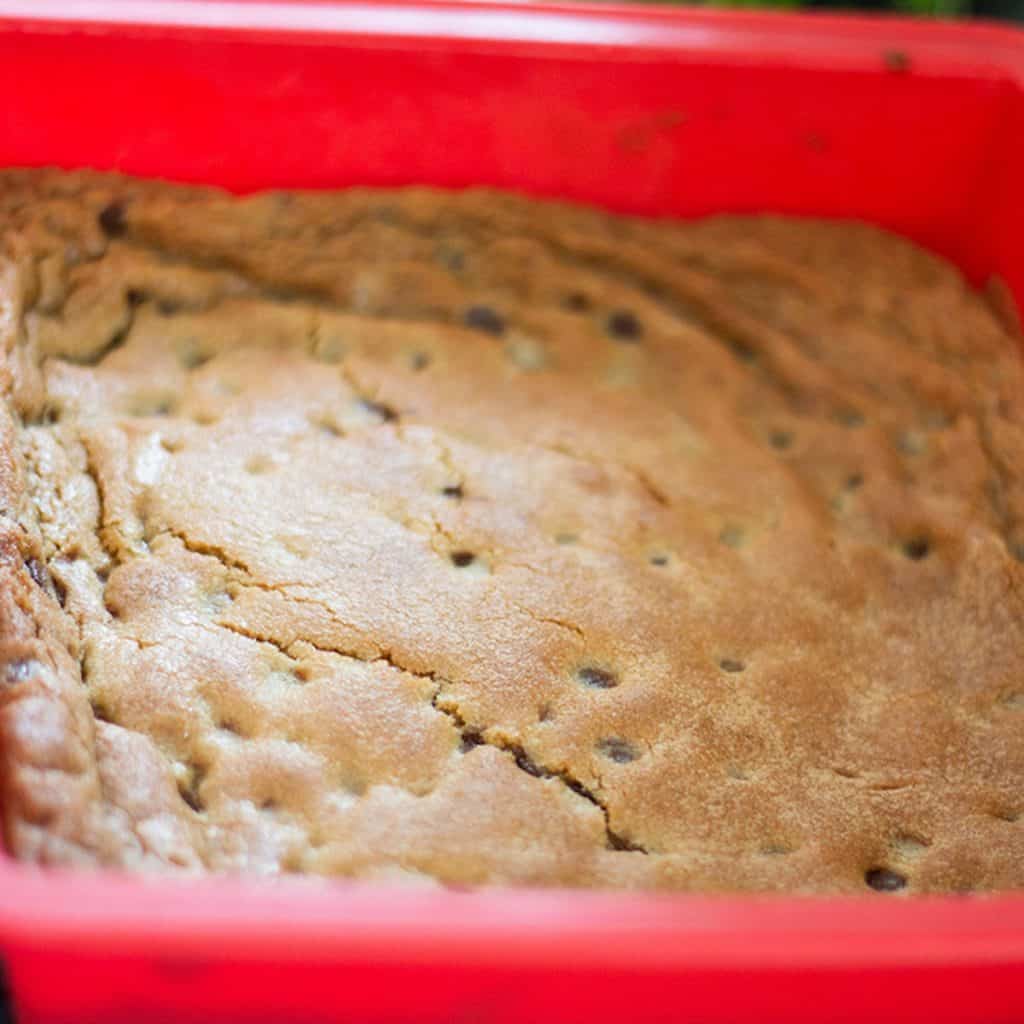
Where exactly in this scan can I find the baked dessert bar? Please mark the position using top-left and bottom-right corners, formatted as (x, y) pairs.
(1, 170), (1022, 892)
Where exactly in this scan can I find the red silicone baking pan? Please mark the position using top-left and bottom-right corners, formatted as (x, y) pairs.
(0, 2), (1023, 1022)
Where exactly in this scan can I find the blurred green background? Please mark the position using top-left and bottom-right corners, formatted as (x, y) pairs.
(694, 0), (1022, 17)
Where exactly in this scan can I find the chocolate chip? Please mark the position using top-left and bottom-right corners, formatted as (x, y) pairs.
(436, 245), (465, 272)
(25, 557), (49, 590)
(126, 288), (145, 306)
(577, 667), (618, 689)
(719, 524), (744, 549)
(98, 201), (127, 237)
(450, 550), (476, 568)
(649, 553), (670, 567)
(902, 538), (930, 561)
(441, 485), (464, 500)
(563, 291), (590, 312)
(150, 397), (176, 416)
(898, 430), (926, 456)
(358, 398), (398, 422)
(596, 737), (639, 763)
(719, 658), (745, 673)
(463, 305), (505, 337)
(846, 473), (864, 491)
(837, 409), (865, 428)
(865, 866), (907, 892)
(769, 430), (793, 451)
(729, 338), (757, 363)
(606, 310), (642, 341)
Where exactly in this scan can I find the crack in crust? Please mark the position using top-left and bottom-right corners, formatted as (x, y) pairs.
(429, 692), (648, 855)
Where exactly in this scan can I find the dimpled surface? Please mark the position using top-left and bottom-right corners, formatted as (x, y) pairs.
(1, 170), (1023, 892)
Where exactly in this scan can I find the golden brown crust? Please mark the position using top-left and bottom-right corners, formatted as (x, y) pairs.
(1, 169), (1023, 891)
